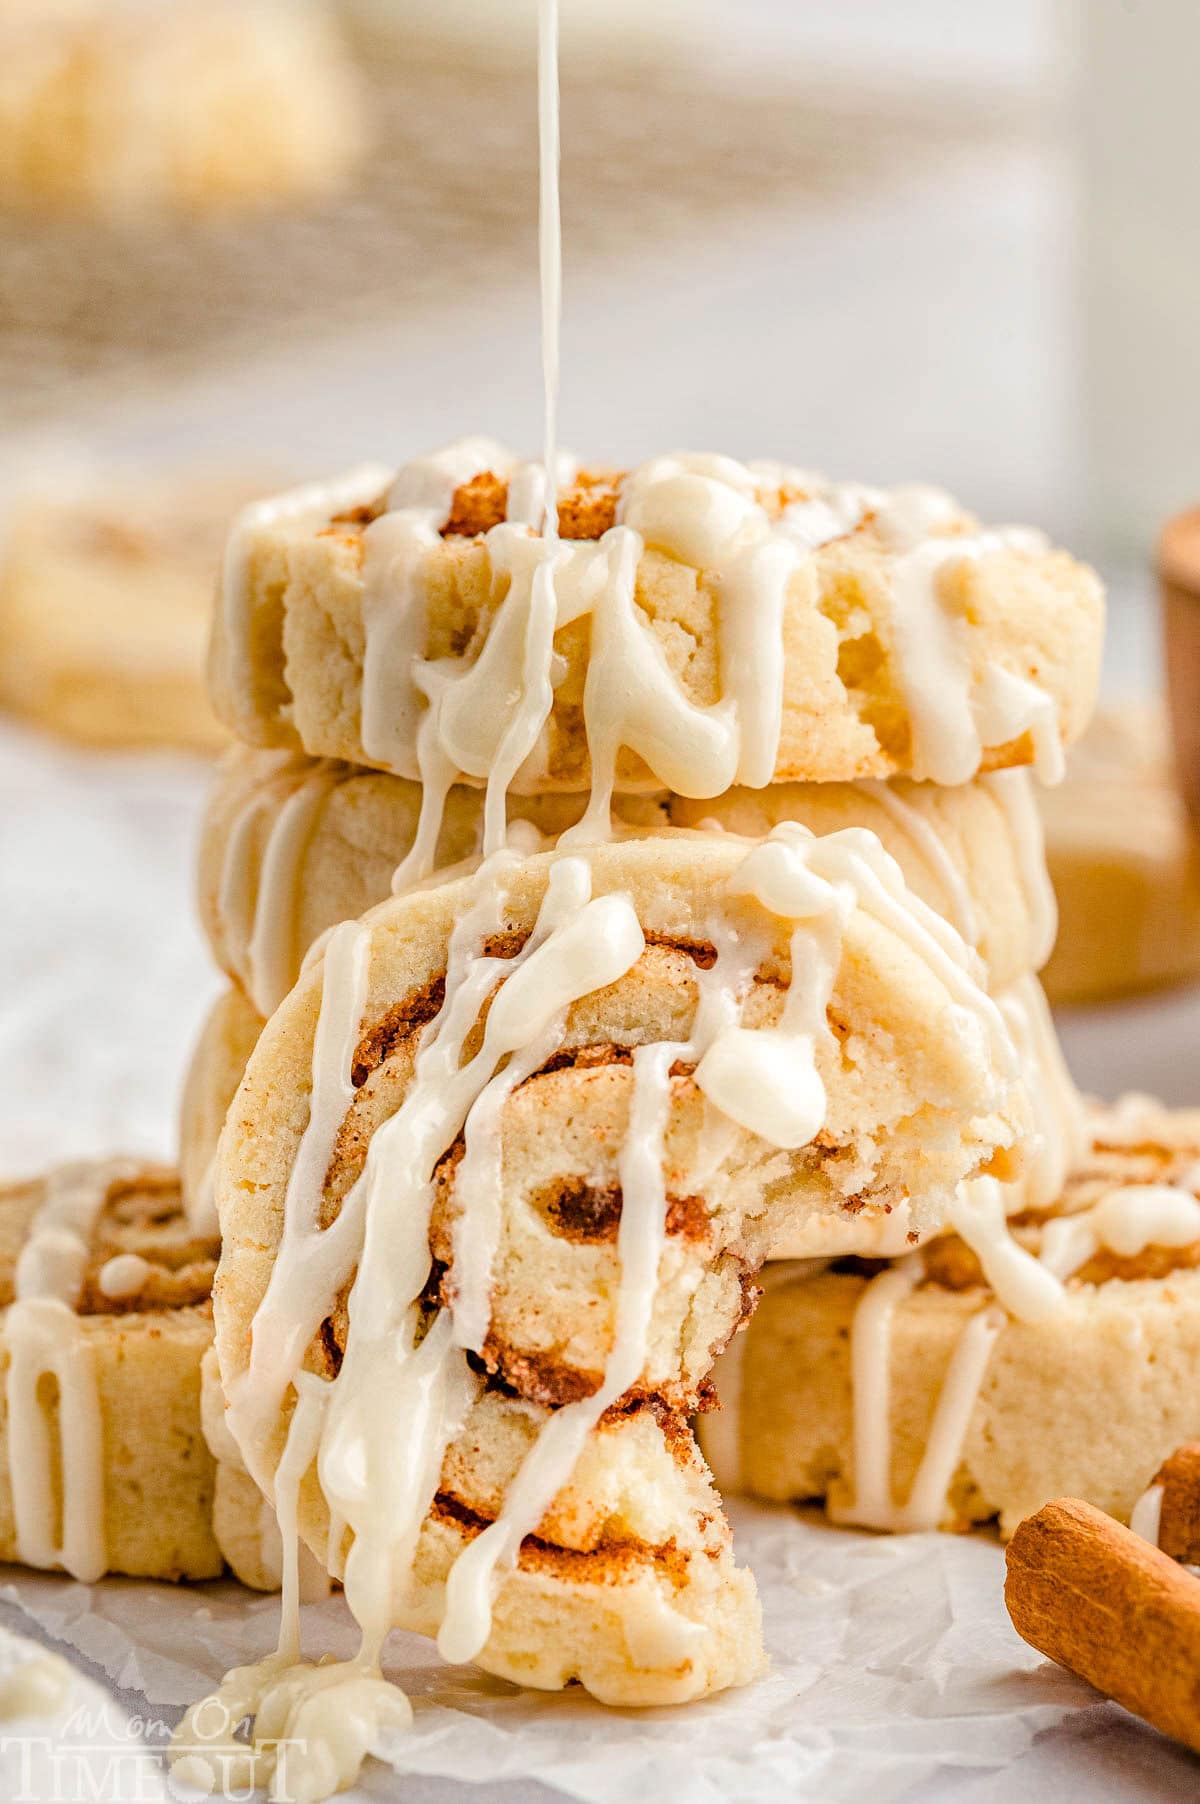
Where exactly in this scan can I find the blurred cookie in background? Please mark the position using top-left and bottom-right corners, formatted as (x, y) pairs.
(0, 0), (366, 217)
(0, 468), (282, 754)
(1041, 704), (1200, 1005)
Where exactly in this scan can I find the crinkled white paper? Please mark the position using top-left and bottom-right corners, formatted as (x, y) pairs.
(1, 1502), (1193, 1804)
(2, 716), (1197, 1801)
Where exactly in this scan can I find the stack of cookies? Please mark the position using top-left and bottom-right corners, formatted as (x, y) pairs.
(180, 439), (1121, 1735)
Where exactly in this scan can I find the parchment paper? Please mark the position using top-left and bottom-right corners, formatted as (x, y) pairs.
(4, 1497), (1198, 1804)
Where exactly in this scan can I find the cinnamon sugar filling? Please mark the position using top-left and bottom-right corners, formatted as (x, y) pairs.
(429, 1489), (695, 1585)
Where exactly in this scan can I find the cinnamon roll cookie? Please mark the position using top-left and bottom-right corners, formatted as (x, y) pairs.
(0, 1160), (222, 1582)
(1039, 705), (1200, 1004)
(212, 830), (1028, 1704)
(197, 747), (1052, 1021)
(0, 0), (365, 216)
(702, 1099), (1200, 1540)
(210, 444), (1103, 809)
(0, 472), (276, 754)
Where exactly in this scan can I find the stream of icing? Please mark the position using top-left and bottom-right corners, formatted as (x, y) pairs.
(3, 1161), (137, 1582)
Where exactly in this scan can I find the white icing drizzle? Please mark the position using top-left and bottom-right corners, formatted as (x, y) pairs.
(1130, 1482), (1165, 1547)
(860, 779), (979, 946)
(244, 767), (344, 1018)
(695, 823), (1013, 1151)
(995, 975), (1087, 1212)
(3, 1160), (136, 1581)
(226, 916), (373, 1463)
(438, 907), (760, 1666)
(171, 1381), (407, 1803)
(1039, 1183), (1200, 1280)
(872, 499), (1061, 788)
(537, 0), (561, 546)
(214, 435), (1067, 1024)
(344, 438), (1064, 874)
(215, 754), (343, 1019)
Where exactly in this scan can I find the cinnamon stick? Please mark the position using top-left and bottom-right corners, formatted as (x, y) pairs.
(1005, 1497), (1200, 1755)
(1161, 506), (1200, 829)
(1153, 1443), (1200, 1565)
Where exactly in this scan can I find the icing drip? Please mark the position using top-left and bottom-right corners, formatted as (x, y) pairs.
(3, 1160), (135, 1581)
(860, 779), (979, 946)
(214, 851), (654, 1760)
(352, 444), (1058, 863)
(438, 1037), (683, 1665)
(873, 498), (1061, 788)
(325, 857), (643, 1658)
(537, 0), (561, 545)
(1039, 1183), (1200, 1280)
(226, 917), (373, 1463)
(979, 768), (1058, 968)
(171, 1386), (408, 1804)
(244, 766), (343, 1018)
(215, 753), (328, 1016)
(254, 437), (1071, 891)
(695, 822), (1013, 1148)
